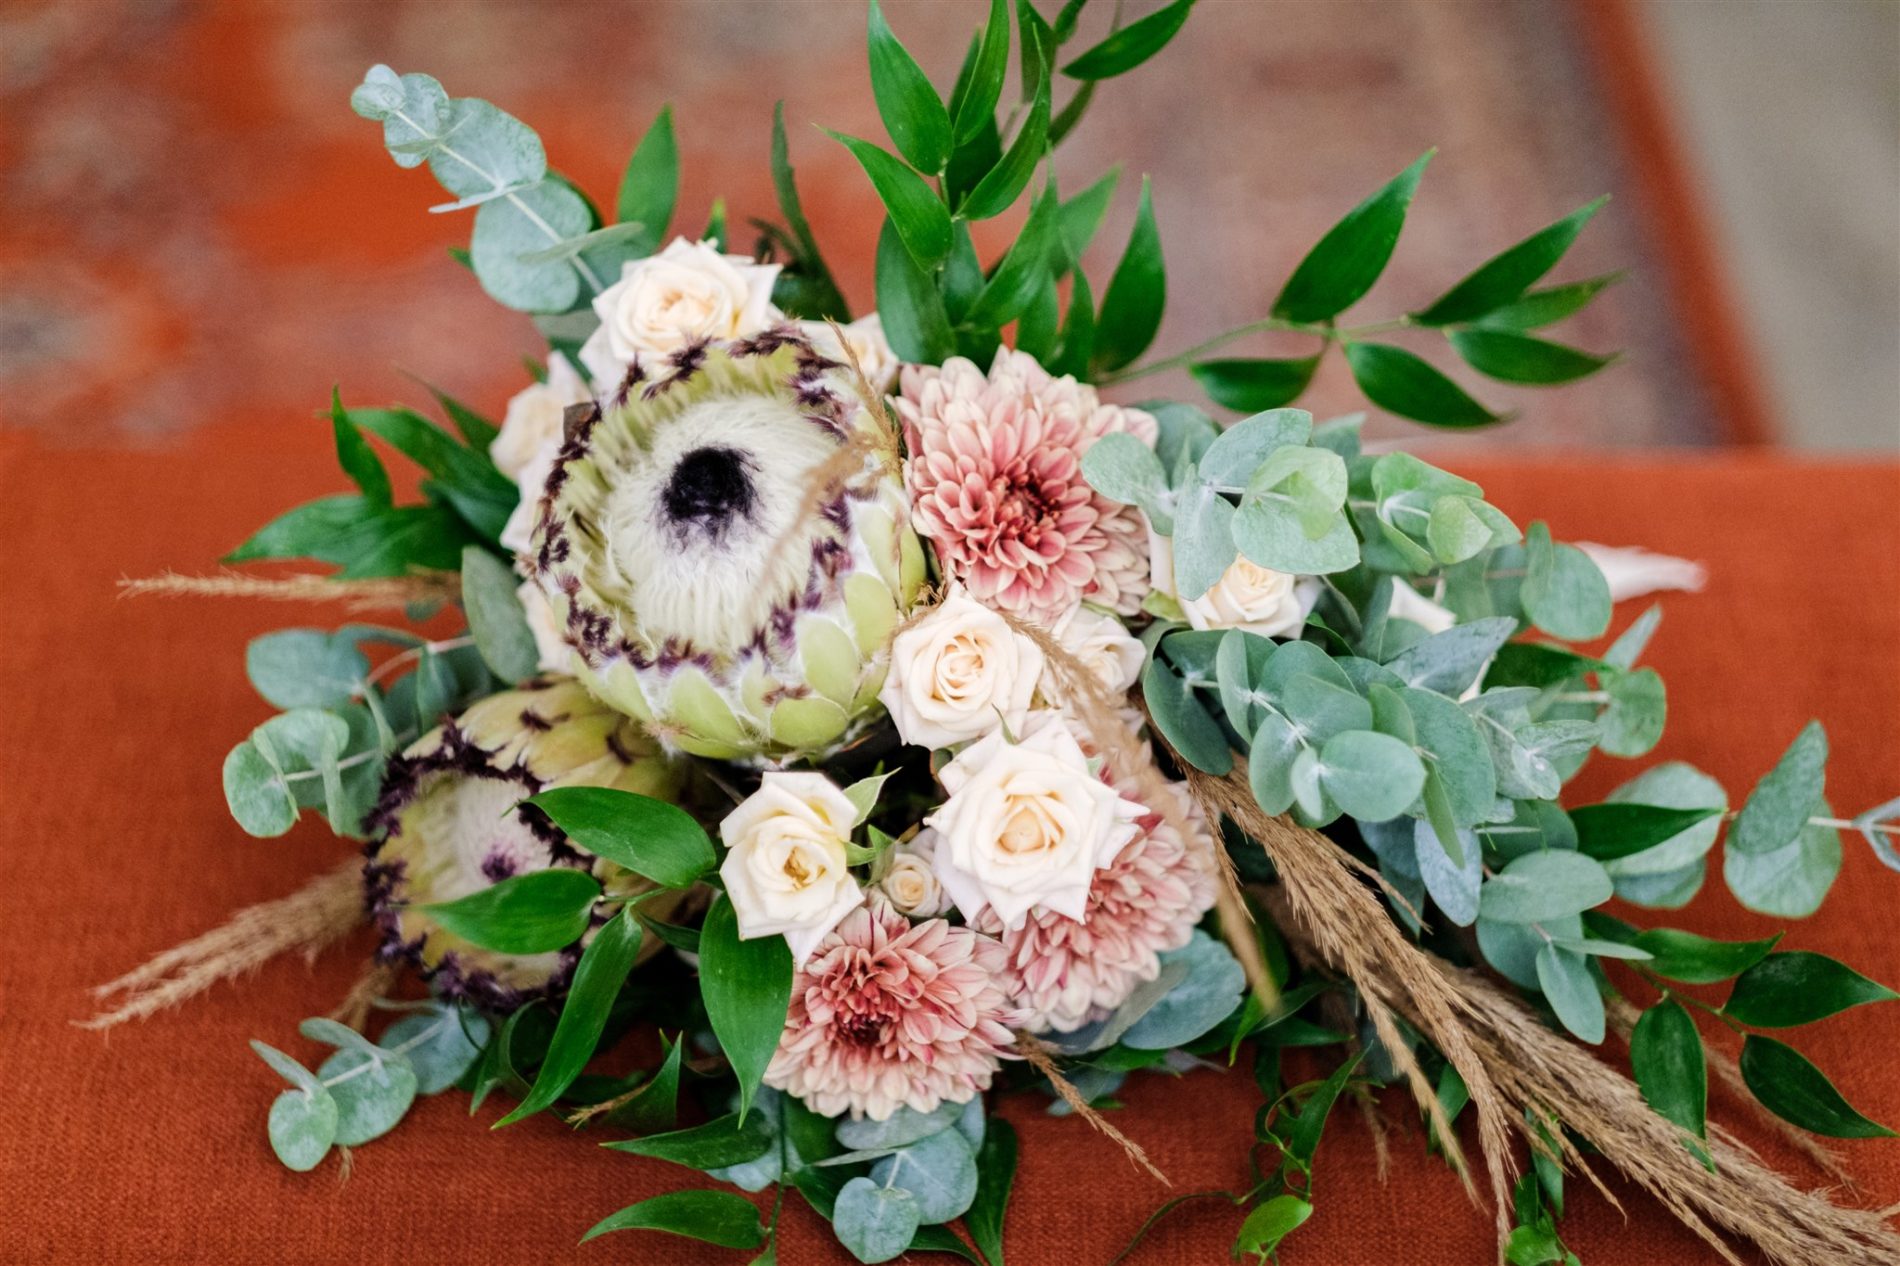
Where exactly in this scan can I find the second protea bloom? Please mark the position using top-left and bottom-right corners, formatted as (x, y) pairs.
(363, 680), (686, 1010)
(895, 347), (1158, 621)
(765, 901), (1017, 1120)
(528, 329), (926, 760)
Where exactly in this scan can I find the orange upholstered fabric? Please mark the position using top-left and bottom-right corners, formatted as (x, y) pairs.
(2, 439), (1897, 1264)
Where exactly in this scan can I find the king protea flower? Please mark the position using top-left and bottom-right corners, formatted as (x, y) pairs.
(526, 328), (925, 760)
(364, 679), (686, 1009)
(765, 901), (1017, 1121)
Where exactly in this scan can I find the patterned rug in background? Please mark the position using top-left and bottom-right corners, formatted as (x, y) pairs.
(0, 0), (1730, 449)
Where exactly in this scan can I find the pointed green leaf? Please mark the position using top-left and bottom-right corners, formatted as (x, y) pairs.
(1450, 328), (1615, 385)
(1274, 152), (1430, 323)
(527, 787), (715, 888)
(580, 1190), (767, 1248)
(614, 105), (677, 250)
(953, 0), (1010, 144)
(1060, 0), (1196, 80)
(699, 895), (794, 1123)
(1189, 356), (1322, 413)
(1476, 273), (1622, 331)
(1343, 341), (1500, 428)
(1415, 198), (1608, 325)
(826, 129), (952, 269)
(1740, 1036), (1895, 1138)
(1092, 175), (1164, 373)
(1724, 952), (1898, 1028)
(420, 868), (600, 954)
(1631, 999), (1706, 1139)
(867, 0), (953, 172)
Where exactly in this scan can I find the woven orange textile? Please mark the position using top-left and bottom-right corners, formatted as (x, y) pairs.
(2, 436), (1897, 1265)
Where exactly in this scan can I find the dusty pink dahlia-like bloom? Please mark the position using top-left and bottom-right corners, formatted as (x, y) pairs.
(978, 768), (1219, 1034)
(764, 901), (1017, 1120)
(896, 347), (1158, 620)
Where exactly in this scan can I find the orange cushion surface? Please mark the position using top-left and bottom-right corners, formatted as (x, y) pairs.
(3, 431), (1897, 1265)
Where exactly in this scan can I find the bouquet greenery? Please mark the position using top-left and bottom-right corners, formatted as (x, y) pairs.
(103, 3), (1900, 1264)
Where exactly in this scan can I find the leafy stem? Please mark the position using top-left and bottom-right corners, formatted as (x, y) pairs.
(1099, 313), (1418, 385)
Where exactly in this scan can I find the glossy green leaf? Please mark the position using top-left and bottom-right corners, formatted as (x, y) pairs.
(1414, 198), (1607, 325)
(1631, 999), (1706, 1139)
(966, 1118), (1016, 1266)
(867, 0), (953, 172)
(1724, 952), (1897, 1028)
(1627, 928), (1779, 985)
(615, 105), (677, 249)
(499, 909), (643, 1126)
(1092, 175), (1164, 373)
(605, 1110), (775, 1169)
(952, 0), (1010, 144)
(420, 868), (600, 954)
(827, 130), (952, 269)
(580, 1190), (768, 1248)
(964, 181), (1058, 328)
(1058, 166), (1119, 267)
(527, 787), (715, 888)
(1234, 1194), (1313, 1259)
(1060, 0), (1195, 79)
(1477, 273), (1622, 331)
(1740, 1036), (1895, 1138)
(1189, 356), (1322, 413)
(1451, 329), (1615, 385)
(1343, 342), (1500, 428)
(331, 388), (391, 505)
(958, 80), (1046, 220)
(699, 895), (794, 1123)
(1273, 152), (1430, 323)
(875, 217), (954, 364)
(1571, 803), (1726, 862)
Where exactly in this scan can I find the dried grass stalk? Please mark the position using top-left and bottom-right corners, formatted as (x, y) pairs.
(328, 961), (400, 1033)
(84, 859), (366, 1029)
(120, 569), (458, 611)
(1017, 1034), (1170, 1185)
(1174, 753), (1900, 1266)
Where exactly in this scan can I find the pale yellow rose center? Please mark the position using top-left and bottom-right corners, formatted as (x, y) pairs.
(998, 797), (1060, 858)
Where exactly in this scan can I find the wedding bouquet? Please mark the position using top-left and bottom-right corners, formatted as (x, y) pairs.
(99, 3), (1900, 1263)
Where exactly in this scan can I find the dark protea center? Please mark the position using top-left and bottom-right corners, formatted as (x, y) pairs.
(526, 330), (927, 760)
(662, 445), (756, 539)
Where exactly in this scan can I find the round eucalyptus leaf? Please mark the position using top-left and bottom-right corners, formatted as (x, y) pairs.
(1400, 687), (1495, 828)
(1477, 913), (1582, 989)
(318, 1049), (420, 1146)
(1319, 729), (1425, 823)
(267, 1087), (338, 1172)
(833, 1177), (921, 1264)
(1414, 817), (1481, 927)
(469, 180), (592, 313)
(1725, 802), (1843, 918)
(1535, 942), (1605, 1044)
(1478, 851), (1613, 925)
(381, 1006), (489, 1095)
(836, 1101), (961, 1152)
(1122, 930), (1246, 1050)
(871, 1127), (978, 1224)
(222, 741), (297, 838)
(1599, 667), (1667, 758)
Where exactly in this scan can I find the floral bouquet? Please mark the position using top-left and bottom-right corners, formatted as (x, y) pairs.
(97, 3), (1900, 1264)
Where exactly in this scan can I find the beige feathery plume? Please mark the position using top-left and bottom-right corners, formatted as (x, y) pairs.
(83, 860), (366, 1030)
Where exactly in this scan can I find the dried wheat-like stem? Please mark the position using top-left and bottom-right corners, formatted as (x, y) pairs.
(83, 859), (366, 1029)
(119, 569), (457, 611)
(1016, 1034), (1170, 1186)
(328, 961), (400, 1033)
(1198, 772), (1900, 1266)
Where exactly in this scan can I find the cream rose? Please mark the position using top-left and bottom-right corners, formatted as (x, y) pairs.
(1148, 523), (1319, 638)
(878, 586), (1044, 750)
(926, 712), (1144, 929)
(490, 354), (592, 482)
(718, 772), (864, 965)
(876, 829), (951, 917)
(1047, 603), (1145, 700)
(799, 313), (899, 393)
(579, 237), (781, 385)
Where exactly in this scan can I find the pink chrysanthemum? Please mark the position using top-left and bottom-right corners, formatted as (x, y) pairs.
(977, 766), (1219, 1034)
(765, 901), (1018, 1120)
(896, 347), (1157, 621)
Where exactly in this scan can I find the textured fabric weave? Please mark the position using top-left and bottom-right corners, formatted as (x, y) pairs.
(2, 434), (1896, 1265)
